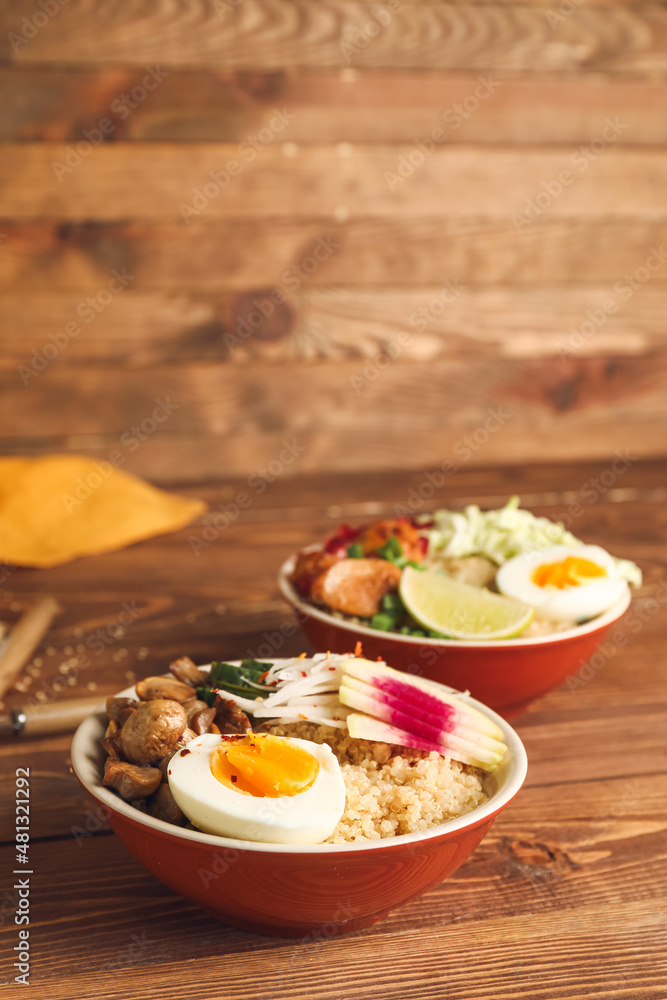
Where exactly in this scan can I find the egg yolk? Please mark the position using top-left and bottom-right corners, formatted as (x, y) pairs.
(210, 733), (320, 798)
(532, 556), (607, 590)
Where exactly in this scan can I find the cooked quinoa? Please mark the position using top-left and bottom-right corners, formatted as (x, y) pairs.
(268, 721), (488, 843)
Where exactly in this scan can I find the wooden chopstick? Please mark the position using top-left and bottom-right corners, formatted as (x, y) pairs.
(0, 596), (61, 701)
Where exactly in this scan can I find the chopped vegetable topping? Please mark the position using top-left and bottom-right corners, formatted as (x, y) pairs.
(196, 659), (274, 706)
(376, 536), (404, 562)
(194, 651), (506, 771)
(426, 496), (642, 585)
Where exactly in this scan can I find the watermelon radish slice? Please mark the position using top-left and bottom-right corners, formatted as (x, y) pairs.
(346, 714), (502, 770)
(340, 658), (507, 771)
(341, 658), (503, 739)
(347, 714), (448, 756)
(340, 680), (505, 770)
(340, 675), (506, 757)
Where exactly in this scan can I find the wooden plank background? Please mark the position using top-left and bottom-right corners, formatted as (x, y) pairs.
(2, 1), (667, 482)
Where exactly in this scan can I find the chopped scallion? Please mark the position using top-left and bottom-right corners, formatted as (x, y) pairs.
(376, 536), (403, 561)
(369, 612), (397, 631)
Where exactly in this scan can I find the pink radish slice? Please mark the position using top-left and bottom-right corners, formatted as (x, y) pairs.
(340, 682), (504, 769)
(341, 658), (503, 739)
(347, 714), (449, 755)
(346, 714), (502, 770)
(340, 675), (505, 753)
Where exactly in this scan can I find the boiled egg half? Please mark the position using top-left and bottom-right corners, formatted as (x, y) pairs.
(168, 732), (346, 844)
(496, 544), (629, 623)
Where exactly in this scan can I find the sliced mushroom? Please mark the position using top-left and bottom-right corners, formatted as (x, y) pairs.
(190, 707), (216, 736)
(135, 676), (194, 703)
(182, 698), (210, 723)
(168, 656), (203, 688)
(101, 719), (122, 759)
(117, 706), (137, 728)
(120, 698), (187, 766)
(156, 727), (198, 782)
(157, 745), (181, 782)
(104, 718), (119, 738)
(148, 784), (186, 825)
(106, 696), (139, 722)
(213, 697), (251, 734)
(103, 758), (162, 801)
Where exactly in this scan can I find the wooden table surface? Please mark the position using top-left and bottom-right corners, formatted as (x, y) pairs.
(0, 460), (666, 1000)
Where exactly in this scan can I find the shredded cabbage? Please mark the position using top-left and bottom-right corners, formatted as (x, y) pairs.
(425, 496), (642, 586)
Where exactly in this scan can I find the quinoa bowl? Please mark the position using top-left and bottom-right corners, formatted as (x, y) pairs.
(71, 661), (527, 937)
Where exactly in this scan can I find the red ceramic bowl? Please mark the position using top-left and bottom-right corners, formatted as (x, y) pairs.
(278, 555), (632, 718)
(71, 672), (527, 938)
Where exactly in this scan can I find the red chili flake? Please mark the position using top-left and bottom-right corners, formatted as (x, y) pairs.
(354, 641), (363, 657)
(180, 748), (192, 757)
(231, 775), (238, 783)
(332, 716), (339, 721)
(259, 671), (270, 683)
(328, 666), (336, 671)
(298, 713), (307, 719)
(168, 769), (172, 775)
(301, 671), (307, 677)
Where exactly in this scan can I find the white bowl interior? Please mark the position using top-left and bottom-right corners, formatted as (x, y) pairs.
(278, 553), (631, 649)
(71, 664), (528, 855)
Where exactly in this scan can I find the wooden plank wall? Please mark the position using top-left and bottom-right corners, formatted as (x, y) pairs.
(2, 0), (667, 484)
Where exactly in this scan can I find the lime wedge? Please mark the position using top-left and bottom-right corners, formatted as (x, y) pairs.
(399, 566), (534, 640)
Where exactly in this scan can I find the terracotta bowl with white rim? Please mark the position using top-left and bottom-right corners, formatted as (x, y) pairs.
(71, 671), (527, 937)
(278, 554), (632, 718)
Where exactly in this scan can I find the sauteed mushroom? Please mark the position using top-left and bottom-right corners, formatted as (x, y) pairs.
(101, 661), (249, 815)
(103, 759), (162, 801)
(135, 676), (194, 703)
(182, 698), (210, 723)
(148, 784), (185, 825)
(101, 718), (122, 760)
(105, 696), (138, 721)
(190, 707), (216, 736)
(213, 697), (251, 734)
(120, 699), (187, 766)
(168, 655), (204, 688)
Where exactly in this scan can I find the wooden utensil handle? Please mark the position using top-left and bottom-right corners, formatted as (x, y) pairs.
(21, 695), (104, 736)
(0, 596), (61, 700)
